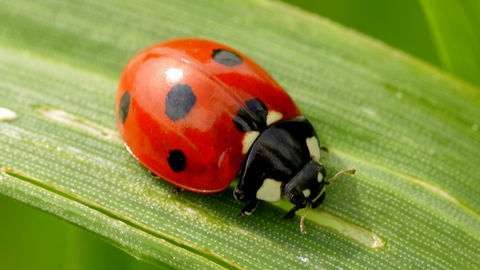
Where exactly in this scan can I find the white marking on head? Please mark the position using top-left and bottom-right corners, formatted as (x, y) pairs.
(256, 178), (283, 202)
(242, 131), (260, 154)
(317, 172), (324, 183)
(266, 110), (283, 126)
(302, 189), (311, 198)
(306, 136), (321, 160)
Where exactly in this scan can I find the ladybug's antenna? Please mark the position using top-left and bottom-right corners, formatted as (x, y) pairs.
(300, 202), (311, 234)
(326, 169), (356, 185)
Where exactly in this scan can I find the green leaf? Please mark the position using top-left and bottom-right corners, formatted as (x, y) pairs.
(420, 0), (480, 87)
(1, 0), (480, 269)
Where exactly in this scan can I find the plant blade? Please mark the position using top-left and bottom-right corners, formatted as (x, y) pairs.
(420, 0), (480, 87)
(1, 0), (480, 269)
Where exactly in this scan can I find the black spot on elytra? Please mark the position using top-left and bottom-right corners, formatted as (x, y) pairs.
(165, 84), (196, 120)
(119, 91), (131, 124)
(212, 49), (243, 67)
(233, 98), (268, 132)
(167, 150), (186, 172)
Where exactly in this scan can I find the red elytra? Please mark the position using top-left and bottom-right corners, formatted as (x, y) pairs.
(116, 38), (300, 193)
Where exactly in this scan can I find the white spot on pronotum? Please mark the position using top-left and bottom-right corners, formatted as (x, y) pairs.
(317, 172), (324, 183)
(242, 131), (260, 154)
(306, 136), (320, 160)
(256, 178), (283, 202)
(302, 189), (311, 198)
(0, 108), (17, 121)
(266, 110), (282, 126)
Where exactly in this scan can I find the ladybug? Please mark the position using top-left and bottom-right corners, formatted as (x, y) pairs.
(116, 38), (355, 233)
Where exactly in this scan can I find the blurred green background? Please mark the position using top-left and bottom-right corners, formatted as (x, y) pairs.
(0, 0), (443, 269)
(282, 0), (440, 67)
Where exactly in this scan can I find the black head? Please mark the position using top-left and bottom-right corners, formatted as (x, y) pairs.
(282, 159), (327, 209)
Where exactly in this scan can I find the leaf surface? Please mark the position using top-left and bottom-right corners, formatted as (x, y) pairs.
(1, 0), (480, 269)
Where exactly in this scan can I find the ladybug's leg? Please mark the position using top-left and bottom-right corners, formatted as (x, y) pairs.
(282, 204), (304, 220)
(283, 159), (326, 207)
(236, 199), (259, 218)
(172, 187), (182, 196)
(213, 189), (226, 196)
